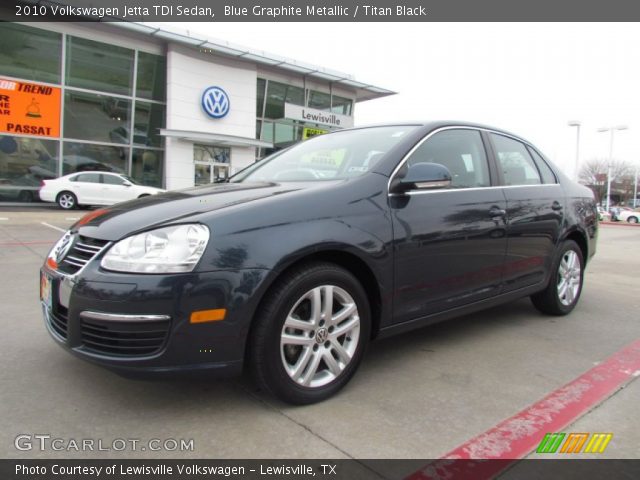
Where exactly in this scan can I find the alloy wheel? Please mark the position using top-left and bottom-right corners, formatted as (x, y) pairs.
(557, 250), (581, 306)
(58, 193), (75, 209)
(280, 285), (360, 388)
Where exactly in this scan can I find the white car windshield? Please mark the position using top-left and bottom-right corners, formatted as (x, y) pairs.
(120, 175), (139, 185)
(231, 126), (418, 183)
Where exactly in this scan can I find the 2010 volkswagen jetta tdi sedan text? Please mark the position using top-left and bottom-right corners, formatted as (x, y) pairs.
(41, 122), (597, 404)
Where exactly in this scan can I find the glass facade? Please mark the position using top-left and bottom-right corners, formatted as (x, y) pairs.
(0, 24), (357, 199)
(136, 52), (166, 101)
(0, 23), (62, 84)
(0, 135), (58, 202)
(0, 23), (166, 201)
(66, 36), (134, 96)
(255, 78), (354, 159)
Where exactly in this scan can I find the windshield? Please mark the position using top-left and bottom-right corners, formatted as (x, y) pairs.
(231, 125), (417, 183)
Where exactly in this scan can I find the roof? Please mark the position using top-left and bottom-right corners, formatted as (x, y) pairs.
(110, 22), (396, 102)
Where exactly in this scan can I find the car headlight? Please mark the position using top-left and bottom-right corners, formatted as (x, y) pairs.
(101, 224), (210, 273)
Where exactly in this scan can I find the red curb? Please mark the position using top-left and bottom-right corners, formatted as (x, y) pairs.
(406, 338), (640, 480)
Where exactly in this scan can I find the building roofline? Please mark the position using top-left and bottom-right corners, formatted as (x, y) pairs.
(110, 21), (396, 102)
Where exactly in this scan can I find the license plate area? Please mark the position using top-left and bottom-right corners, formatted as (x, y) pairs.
(40, 271), (53, 310)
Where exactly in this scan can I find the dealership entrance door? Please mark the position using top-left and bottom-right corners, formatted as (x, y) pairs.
(194, 144), (230, 185)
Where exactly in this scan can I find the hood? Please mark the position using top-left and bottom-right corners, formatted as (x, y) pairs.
(72, 181), (315, 240)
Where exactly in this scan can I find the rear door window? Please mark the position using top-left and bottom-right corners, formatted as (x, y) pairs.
(527, 146), (557, 184)
(75, 173), (101, 183)
(491, 134), (542, 186)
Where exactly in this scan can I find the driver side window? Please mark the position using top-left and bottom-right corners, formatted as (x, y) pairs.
(407, 129), (490, 188)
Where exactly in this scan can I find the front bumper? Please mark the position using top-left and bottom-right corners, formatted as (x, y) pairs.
(41, 263), (270, 378)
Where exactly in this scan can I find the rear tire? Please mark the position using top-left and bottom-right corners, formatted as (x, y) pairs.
(628, 216), (638, 224)
(56, 191), (77, 210)
(249, 262), (371, 404)
(531, 240), (584, 316)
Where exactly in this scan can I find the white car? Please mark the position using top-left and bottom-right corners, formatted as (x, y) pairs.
(617, 209), (640, 224)
(40, 171), (164, 210)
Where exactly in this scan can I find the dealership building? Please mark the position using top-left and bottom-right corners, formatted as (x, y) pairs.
(0, 21), (393, 202)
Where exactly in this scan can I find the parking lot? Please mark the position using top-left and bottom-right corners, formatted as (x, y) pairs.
(1, 208), (639, 471)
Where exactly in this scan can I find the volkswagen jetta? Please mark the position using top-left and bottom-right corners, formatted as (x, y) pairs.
(40, 122), (598, 404)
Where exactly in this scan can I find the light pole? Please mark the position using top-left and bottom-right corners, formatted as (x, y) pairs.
(597, 125), (628, 212)
(568, 121), (581, 181)
(634, 164), (639, 208)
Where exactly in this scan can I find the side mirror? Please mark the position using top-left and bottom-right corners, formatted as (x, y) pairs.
(122, 181), (132, 187)
(391, 162), (452, 193)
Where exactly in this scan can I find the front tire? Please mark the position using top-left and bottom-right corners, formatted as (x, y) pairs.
(531, 240), (584, 315)
(56, 191), (77, 210)
(628, 216), (638, 224)
(249, 262), (371, 404)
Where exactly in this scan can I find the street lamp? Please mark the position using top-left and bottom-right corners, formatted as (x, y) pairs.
(597, 125), (628, 212)
(634, 164), (639, 208)
(568, 121), (581, 181)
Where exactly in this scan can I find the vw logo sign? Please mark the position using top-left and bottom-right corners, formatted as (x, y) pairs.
(201, 86), (230, 119)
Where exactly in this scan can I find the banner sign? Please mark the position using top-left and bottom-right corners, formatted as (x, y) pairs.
(303, 127), (329, 139)
(0, 78), (61, 137)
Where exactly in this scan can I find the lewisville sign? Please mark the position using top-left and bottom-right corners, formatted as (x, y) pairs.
(284, 103), (354, 129)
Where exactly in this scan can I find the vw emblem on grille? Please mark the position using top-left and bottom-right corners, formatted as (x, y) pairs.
(315, 328), (328, 344)
(201, 86), (230, 119)
(53, 232), (74, 263)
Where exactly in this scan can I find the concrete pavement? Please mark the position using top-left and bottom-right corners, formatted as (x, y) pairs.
(1, 209), (638, 471)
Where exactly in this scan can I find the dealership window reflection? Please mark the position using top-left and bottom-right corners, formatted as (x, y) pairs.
(62, 142), (126, 175)
(0, 23), (61, 84)
(64, 91), (131, 144)
(136, 52), (166, 101)
(0, 135), (59, 202)
(264, 81), (304, 119)
(66, 35), (134, 96)
(132, 149), (163, 188)
(134, 101), (164, 147)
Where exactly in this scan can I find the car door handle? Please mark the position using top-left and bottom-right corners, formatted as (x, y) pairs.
(489, 206), (507, 218)
(552, 202), (563, 211)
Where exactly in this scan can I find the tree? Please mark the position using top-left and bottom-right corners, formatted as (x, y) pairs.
(579, 158), (632, 203)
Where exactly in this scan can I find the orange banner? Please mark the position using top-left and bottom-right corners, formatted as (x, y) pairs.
(0, 78), (61, 137)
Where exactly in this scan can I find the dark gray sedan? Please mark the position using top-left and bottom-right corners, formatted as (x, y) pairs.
(41, 122), (598, 404)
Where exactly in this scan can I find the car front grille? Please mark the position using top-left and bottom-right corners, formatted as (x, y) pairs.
(80, 318), (171, 357)
(57, 236), (109, 275)
(48, 305), (69, 340)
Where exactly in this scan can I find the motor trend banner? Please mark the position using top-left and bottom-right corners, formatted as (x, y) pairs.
(0, 78), (61, 138)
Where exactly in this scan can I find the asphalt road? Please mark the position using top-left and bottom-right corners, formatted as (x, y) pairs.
(1, 209), (639, 474)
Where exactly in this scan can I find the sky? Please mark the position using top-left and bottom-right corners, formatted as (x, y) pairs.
(168, 22), (640, 178)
